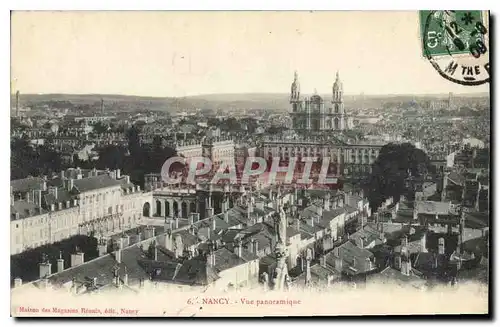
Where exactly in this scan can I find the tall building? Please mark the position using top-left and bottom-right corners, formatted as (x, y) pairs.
(10, 168), (153, 255)
(100, 98), (104, 115)
(290, 71), (348, 132)
(260, 71), (384, 181)
(15, 91), (20, 117)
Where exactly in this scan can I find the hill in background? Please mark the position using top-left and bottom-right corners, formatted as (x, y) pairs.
(13, 92), (490, 113)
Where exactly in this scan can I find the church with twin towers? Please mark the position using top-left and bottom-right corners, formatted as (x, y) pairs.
(289, 71), (351, 132)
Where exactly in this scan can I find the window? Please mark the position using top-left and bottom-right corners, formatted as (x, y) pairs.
(15, 224), (19, 228)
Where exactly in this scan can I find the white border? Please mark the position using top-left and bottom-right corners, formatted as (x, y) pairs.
(2, 1), (498, 326)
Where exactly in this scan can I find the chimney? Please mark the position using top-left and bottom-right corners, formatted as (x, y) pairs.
(249, 239), (254, 254)
(211, 217), (217, 231)
(253, 239), (259, 255)
(320, 255), (326, 267)
(309, 216), (315, 227)
(115, 248), (122, 263)
(174, 218), (179, 229)
(154, 246), (158, 261)
(327, 274), (334, 287)
(421, 231), (427, 253)
(395, 255), (402, 269)
(51, 187), (58, 200)
(305, 259), (311, 285)
(324, 194), (331, 210)
(165, 229), (173, 250)
(208, 250), (216, 267)
(123, 272), (128, 286)
(60, 170), (65, 180)
(116, 169), (121, 179)
(57, 252), (64, 273)
(206, 206), (214, 218)
(35, 190), (42, 206)
(224, 210), (229, 223)
(401, 260), (411, 276)
(438, 237), (445, 255)
(14, 277), (22, 288)
(317, 205), (323, 218)
(98, 241), (107, 256)
(441, 172), (448, 202)
(234, 240), (242, 258)
(67, 178), (74, 191)
(41, 180), (47, 191)
(70, 252), (85, 267)
(358, 237), (365, 249)
(39, 262), (52, 279)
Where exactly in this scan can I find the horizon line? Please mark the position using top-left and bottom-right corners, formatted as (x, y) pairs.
(11, 90), (490, 99)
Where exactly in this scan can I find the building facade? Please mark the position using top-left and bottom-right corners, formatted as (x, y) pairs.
(290, 71), (349, 132)
(10, 168), (153, 255)
(260, 136), (383, 179)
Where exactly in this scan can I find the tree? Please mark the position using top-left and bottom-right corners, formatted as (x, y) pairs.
(92, 121), (110, 134)
(367, 143), (431, 212)
(126, 125), (142, 158)
(11, 138), (64, 179)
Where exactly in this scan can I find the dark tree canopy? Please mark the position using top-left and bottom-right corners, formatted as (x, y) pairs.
(11, 138), (63, 179)
(367, 143), (431, 212)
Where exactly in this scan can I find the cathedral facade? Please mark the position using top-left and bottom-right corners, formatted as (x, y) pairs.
(289, 71), (349, 132)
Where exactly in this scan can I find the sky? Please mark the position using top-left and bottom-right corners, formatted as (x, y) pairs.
(11, 11), (489, 97)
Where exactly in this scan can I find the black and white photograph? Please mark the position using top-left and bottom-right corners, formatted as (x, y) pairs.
(9, 10), (490, 317)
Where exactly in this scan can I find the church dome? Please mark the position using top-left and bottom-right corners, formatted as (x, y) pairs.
(310, 94), (323, 103)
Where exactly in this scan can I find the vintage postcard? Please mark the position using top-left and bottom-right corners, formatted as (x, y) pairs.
(10, 11), (490, 317)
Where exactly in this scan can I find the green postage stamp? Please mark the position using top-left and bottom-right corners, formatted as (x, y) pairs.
(419, 10), (490, 86)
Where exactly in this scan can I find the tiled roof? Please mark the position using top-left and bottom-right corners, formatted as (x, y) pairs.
(294, 263), (341, 286)
(344, 205), (358, 214)
(11, 201), (46, 220)
(448, 172), (465, 186)
(48, 254), (118, 286)
(415, 201), (450, 215)
(138, 259), (182, 281)
(349, 224), (385, 248)
(212, 247), (247, 272)
(72, 175), (121, 193)
(11, 177), (45, 193)
(369, 267), (426, 288)
(171, 258), (219, 286)
(43, 188), (73, 206)
(325, 241), (375, 274)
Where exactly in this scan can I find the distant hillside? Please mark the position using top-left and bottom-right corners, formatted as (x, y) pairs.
(16, 91), (489, 112)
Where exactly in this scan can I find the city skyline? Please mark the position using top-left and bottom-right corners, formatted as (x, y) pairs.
(11, 11), (489, 97)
